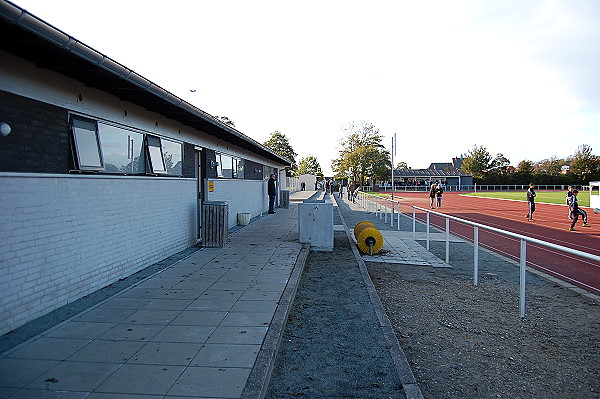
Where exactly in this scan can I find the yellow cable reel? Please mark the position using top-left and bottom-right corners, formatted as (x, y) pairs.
(354, 221), (375, 238)
(353, 221), (384, 255)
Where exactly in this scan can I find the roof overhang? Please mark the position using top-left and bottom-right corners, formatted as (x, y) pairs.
(0, 0), (290, 166)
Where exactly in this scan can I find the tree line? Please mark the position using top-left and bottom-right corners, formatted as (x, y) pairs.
(462, 144), (600, 185)
(223, 114), (599, 186)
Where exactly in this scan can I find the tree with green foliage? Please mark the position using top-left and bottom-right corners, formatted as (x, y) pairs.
(517, 160), (534, 174)
(296, 155), (323, 177)
(462, 145), (512, 177)
(569, 144), (599, 180)
(332, 121), (390, 184)
(263, 131), (297, 169)
(461, 145), (493, 178)
(395, 161), (408, 169)
(534, 156), (564, 175)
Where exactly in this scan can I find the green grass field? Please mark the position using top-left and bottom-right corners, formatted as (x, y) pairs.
(464, 191), (591, 207)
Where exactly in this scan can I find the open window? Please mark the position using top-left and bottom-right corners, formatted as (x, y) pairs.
(71, 116), (103, 171)
(146, 135), (167, 174)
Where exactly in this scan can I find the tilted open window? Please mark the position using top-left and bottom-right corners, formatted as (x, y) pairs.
(71, 116), (103, 171)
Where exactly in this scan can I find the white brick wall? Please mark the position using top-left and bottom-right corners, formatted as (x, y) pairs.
(0, 173), (197, 334)
(206, 179), (270, 227)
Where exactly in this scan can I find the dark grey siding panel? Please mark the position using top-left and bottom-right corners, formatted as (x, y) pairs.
(0, 90), (69, 173)
(244, 160), (264, 180)
(203, 148), (217, 179)
(182, 142), (196, 178)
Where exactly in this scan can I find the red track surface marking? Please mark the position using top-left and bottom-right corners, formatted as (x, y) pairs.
(386, 191), (600, 295)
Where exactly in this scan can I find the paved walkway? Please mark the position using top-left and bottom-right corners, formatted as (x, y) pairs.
(0, 190), (439, 399)
(0, 204), (306, 399)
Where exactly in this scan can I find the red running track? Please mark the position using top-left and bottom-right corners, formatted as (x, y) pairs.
(385, 191), (600, 295)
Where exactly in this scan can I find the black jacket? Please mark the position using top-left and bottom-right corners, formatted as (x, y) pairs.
(268, 178), (276, 196)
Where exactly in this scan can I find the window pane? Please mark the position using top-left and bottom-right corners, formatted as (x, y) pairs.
(237, 159), (245, 179)
(72, 118), (103, 169)
(147, 135), (166, 173)
(161, 139), (182, 175)
(220, 154), (233, 178)
(98, 123), (144, 173)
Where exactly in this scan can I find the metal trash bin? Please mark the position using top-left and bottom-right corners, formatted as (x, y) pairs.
(202, 201), (229, 247)
(281, 190), (290, 209)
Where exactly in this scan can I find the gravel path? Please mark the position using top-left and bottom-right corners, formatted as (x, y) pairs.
(266, 231), (405, 399)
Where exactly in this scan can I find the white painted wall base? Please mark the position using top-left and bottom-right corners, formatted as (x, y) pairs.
(0, 173), (197, 335)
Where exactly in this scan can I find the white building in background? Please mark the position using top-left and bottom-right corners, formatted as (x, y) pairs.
(0, 1), (290, 334)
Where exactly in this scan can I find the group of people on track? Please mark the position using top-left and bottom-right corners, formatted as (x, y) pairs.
(526, 183), (590, 231)
(429, 183), (444, 208)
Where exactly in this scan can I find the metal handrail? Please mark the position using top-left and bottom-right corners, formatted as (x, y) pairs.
(412, 205), (600, 317)
(354, 191), (401, 230)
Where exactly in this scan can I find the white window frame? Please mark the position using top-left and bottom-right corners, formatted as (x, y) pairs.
(71, 116), (104, 171)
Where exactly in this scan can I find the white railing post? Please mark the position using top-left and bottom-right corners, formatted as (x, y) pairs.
(412, 208), (416, 239)
(445, 217), (450, 264)
(520, 239), (527, 318)
(426, 212), (430, 250)
(473, 226), (479, 286)
(397, 201), (401, 231)
(384, 200), (388, 223)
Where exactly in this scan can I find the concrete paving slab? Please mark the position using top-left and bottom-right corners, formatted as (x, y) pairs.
(27, 361), (121, 391)
(94, 364), (185, 395)
(6, 337), (90, 360)
(127, 341), (202, 365)
(361, 230), (451, 268)
(45, 322), (114, 340)
(0, 358), (60, 387)
(168, 366), (251, 397)
(0, 203), (305, 398)
(97, 324), (163, 342)
(67, 340), (145, 363)
(150, 325), (216, 344)
(191, 343), (261, 368)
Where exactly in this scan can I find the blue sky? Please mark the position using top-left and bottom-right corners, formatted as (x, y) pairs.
(12, 0), (600, 175)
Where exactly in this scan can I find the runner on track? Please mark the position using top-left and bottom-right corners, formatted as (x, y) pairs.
(568, 189), (591, 231)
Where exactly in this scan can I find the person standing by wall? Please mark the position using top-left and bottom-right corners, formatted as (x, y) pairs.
(268, 174), (277, 214)
(525, 182), (536, 221)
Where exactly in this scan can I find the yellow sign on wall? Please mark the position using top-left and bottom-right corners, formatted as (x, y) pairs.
(208, 181), (214, 192)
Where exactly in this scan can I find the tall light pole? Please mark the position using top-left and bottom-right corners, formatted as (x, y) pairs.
(391, 133), (396, 200)
(391, 133), (396, 227)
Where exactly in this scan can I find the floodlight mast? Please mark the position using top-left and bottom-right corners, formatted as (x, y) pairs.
(391, 133), (396, 226)
(391, 133), (396, 202)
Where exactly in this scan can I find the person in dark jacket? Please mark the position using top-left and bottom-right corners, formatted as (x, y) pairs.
(429, 184), (436, 208)
(569, 190), (590, 230)
(435, 183), (444, 208)
(525, 183), (536, 221)
(268, 174), (276, 214)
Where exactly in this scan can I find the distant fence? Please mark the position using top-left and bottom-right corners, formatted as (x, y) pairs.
(366, 184), (588, 192)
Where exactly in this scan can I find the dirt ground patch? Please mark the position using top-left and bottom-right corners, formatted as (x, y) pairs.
(266, 233), (404, 398)
(368, 262), (600, 399)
